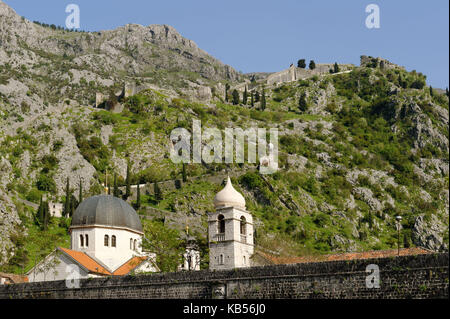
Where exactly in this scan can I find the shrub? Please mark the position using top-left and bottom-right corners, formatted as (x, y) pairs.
(36, 174), (56, 192)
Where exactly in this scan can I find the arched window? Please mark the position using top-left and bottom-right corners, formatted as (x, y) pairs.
(243, 255), (246, 265)
(104, 235), (109, 247)
(85, 235), (89, 247)
(130, 238), (133, 250)
(80, 235), (84, 247)
(134, 239), (137, 251)
(240, 216), (246, 235)
(218, 215), (225, 234)
(111, 235), (116, 247)
(219, 254), (224, 265)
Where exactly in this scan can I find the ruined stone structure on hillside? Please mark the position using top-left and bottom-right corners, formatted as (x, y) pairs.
(266, 63), (354, 85)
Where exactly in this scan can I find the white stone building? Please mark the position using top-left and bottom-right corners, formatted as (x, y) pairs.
(208, 177), (254, 270)
(28, 195), (159, 282)
(49, 202), (63, 218)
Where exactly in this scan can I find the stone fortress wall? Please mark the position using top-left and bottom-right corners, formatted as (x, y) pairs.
(266, 63), (354, 86)
(1, 253), (447, 299)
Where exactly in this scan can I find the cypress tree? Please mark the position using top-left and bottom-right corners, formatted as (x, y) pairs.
(113, 173), (119, 197)
(334, 62), (340, 74)
(43, 201), (50, 231)
(261, 89), (266, 110)
(69, 194), (77, 217)
(182, 163), (187, 183)
(78, 179), (83, 204)
(225, 83), (230, 102)
(232, 89), (240, 105)
(243, 86), (248, 105)
(37, 196), (44, 227)
(255, 91), (260, 103)
(299, 93), (308, 112)
(136, 183), (141, 209)
(125, 162), (131, 199)
(64, 178), (70, 218)
(446, 87), (449, 97)
(429, 86), (434, 97)
(368, 212), (373, 229)
(251, 92), (254, 107)
(309, 60), (316, 70)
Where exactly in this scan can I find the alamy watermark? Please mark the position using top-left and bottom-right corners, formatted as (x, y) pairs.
(365, 4), (380, 29)
(65, 264), (81, 289)
(170, 120), (278, 175)
(65, 4), (80, 29)
(365, 264), (380, 288)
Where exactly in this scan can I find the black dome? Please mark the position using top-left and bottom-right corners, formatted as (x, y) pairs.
(71, 195), (143, 233)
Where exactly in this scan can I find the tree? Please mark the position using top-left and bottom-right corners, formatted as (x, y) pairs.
(136, 183), (141, 209)
(70, 193), (79, 216)
(36, 174), (56, 192)
(125, 162), (131, 200)
(154, 182), (162, 201)
(232, 89), (240, 105)
(261, 89), (266, 110)
(42, 201), (50, 231)
(113, 173), (119, 197)
(309, 60), (316, 70)
(298, 93), (308, 112)
(297, 59), (306, 68)
(251, 92), (254, 107)
(225, 83), (230, 102)
(243, 86), (248, 105)
(255, 91), (260, 103)
(429, 86), (434, 97)
(37, 197), (50, 231)
(141, 220), (184, 273)
(182, 163), (187, 183)
(334, 62), (340, 74)
(36, 196), (44, 227)
(78, 179), (83, 204)
(63, 178), (70, 218)
(446, 87), (449, 97)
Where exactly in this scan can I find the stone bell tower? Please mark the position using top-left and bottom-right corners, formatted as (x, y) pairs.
(208, 177), (254, 270)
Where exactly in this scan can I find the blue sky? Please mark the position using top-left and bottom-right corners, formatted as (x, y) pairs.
(3, 0), (449, 88)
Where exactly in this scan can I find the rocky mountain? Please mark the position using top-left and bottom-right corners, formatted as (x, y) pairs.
(0, 1), (448, 272)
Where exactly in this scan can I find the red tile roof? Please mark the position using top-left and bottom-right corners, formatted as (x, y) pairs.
(0, 272), (28, 284)
(59, 247), (112, 275)
(256, 247), (433, 265)
(113, 256), (147, 275)
(58, 247), (152, 276)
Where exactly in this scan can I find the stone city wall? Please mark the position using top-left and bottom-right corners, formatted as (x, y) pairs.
(1, 253), (447, 299)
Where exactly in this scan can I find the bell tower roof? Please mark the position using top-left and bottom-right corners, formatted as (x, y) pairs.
(213, 176), (246, 210)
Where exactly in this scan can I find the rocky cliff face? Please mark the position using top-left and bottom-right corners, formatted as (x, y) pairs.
(0, 1), (240, 82)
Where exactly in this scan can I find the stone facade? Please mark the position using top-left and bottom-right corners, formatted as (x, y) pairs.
(1, 253), (447, 299)
(208, 206), (254, 270)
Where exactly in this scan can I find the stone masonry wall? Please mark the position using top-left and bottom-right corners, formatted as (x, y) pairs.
(0, 253), (447, 299)
(267, 64), (354, 85)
